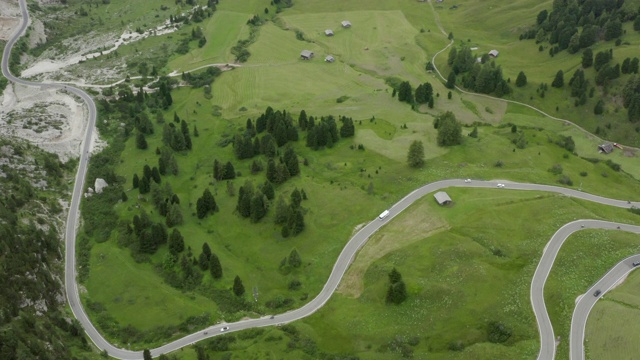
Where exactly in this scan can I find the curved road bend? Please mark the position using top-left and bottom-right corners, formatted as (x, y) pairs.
(570, 253), (640, 360)
(5, 1), (640, 359)
(531, 221), (640, 360)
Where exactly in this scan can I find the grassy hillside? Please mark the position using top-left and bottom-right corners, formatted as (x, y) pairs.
(14, 0), (638, 358)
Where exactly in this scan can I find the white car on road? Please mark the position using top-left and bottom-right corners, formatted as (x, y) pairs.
(464, 179), (471, 183)
(497, 183), (505, 188)
(220, 326), (229, 332)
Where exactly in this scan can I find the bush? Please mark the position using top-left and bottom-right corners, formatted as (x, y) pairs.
(605, 159), (621, 172)
(548, 164), (563, 175)
(494, 160), (504, 168)
(579, 171), (588, 177)
(487, 321), (512, 343)
(558, 175), (573, 186)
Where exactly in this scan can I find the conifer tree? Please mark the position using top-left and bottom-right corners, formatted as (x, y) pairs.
(233, 275), (245, 296)
(209, 253), (222, 279)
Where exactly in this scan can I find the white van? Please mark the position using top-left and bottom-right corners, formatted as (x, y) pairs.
(379, 210), (390, 220)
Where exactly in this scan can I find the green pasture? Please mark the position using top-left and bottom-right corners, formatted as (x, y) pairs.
(67, 0), (640, 354)
(201, 188), (640, 359)
(281, 10), (428, 80)
(585, 270), (640, 360)
(432, 0), (640, 145)
(167, 10), (250, 72)
(83, 242), (214, 333)
(545, 229), (640, 360)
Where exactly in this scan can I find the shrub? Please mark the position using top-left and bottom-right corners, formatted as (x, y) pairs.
(548, 164), (563, 175)
(579, 171), (588, 177)
(558, 175), (573, 186)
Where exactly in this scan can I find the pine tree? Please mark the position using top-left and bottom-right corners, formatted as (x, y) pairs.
(288, 248), (302, 268)
(407, 140), (425, 168)
(262, 181), (275, 200)
(202, 188), (217, 213)
(139, 176), (151, 194)
(594, 100), (604, 115)
(169, 229), (185, 255)
(136, 132), (148, 149)
(266, 158), (277, 183)
(121, 191), (128, 202)
(143, 349), (153, 360)
(250, 193), (267, 223)
(446, 72), (456, 89)
(209, 253), (222, 279)
(436, 112), (462, 146)
(290, 188), (302, 208)
(233, 275), (245, 296)
(196, 198), (208, 219)
(151, 167), (161, 184)
(551, 70), (564, 88)
(469, 126), (478, 138)
(274, 196), (289, 225)
(515, 71), (527, 87)
(166, 203), (183, 227)
(133, 173), (140, 189)
(283, 147), (300, 177)
(193, 125), (199, 137)
(298, 110), (308, 130)
(143, 164), (152, 181)
(224, 161), (236, 180)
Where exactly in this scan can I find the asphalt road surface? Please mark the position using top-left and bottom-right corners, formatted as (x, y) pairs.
(4, 2), (640, 359)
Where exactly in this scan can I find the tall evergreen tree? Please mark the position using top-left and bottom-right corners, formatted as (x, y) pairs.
(136, 132), (148, 149)
(283, 147), (300, 176)
(133, 173), (140, 189)
(266, 159), (277, 183)
(261, 181), (275, 200)
(139, 175), (151, 194)
(298, 110), (308, 130)
(407, 140), (425, 168)
(233, 275), (245, 296)
(397, 81), (413, 103)
(515, 71), (527, 87)
(209, 253), (223, 279)
(151, 167), (161, 184)
(551, 70), (564, 88)
(169, 229), (185, 255)
(250, 193), (267, 223)
(290, 188), (302, 208)
(446, 72), (456, 89)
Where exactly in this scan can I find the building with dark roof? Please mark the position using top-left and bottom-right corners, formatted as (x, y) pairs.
(300, 50), (314, 60)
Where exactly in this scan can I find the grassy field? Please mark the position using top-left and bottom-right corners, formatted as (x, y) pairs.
(65, 0), (640, 356)
(433, 0), (640, 146)
(179, 189), (640, 359)
(585, 270), (640, 360)
(545, 228), (640, 360)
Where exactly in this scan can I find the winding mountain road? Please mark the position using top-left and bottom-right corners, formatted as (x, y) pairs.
(3, 1), (640, 359)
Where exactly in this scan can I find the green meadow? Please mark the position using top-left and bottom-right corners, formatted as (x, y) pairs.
(434, 0), (640, 146)
(585, 270), (640, 360)
(66, 0), (640, 357)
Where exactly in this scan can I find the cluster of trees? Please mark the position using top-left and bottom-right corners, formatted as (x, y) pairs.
(275, 188), (307, 237)
(386, 268), (408, 304)
(133, 164), (162, 194)
(394, 81), (435, 108)
(623, 75), (640, 122)
(181, 66), (221, 87)
(266, 147), (300, 185)
(132, 210), (170, 254)
(196, 188), (218, 219)
(213, 159), (236, 181)
(434, 111), (463, 146)
(446, 46), (511, 96)
(162, 115), (193, 152)
(521, 0), (630, 56)
(304, 115), (355, 150)
(236, 180), (272, 223)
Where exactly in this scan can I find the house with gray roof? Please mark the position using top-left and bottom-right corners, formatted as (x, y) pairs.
(300, 50), (314, 60)
(434, 191), (452, 206)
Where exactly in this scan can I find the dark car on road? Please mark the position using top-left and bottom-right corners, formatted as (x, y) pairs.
(633, 262), (640, 267)
(593, 290), (602, 297)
